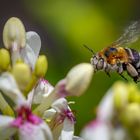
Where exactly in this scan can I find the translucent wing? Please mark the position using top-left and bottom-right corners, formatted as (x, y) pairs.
(112, 20), (140, 47)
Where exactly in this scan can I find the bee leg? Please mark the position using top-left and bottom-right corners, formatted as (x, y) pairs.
(119, 74), (128, 81)
(133, 76), (140, 84)
(104, 63), (111, 77)
(117, 64), (128, 81)
(126, 63), (138, 82)
(133, 76), (139, 83)
(105, 70), (111, 77)
(105, 72), (111, 77)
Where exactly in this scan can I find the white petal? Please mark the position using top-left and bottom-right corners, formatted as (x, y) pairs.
(33, 90), (58, 116)
(0, 115), (17, 140)
(52, 98), (68, 113)
(33, 79), (54, 104)
(43, 108), (56, 120)
(39, 122), (53, 140)
(97, 89), (114, 122)
(112, 127), (127, 140)
(0, 72), (26, 105)
(81, 121), (111, 140)
(59, 118), (74, 140)
(21, 31), (41, 69)
(19, 123), (46, 140)
(72, 136), (84, 140)
(26, 31), (41, 57)
(27, 89), (34, 107)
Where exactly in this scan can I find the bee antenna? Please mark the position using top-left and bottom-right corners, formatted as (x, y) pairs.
(83, 44), (95, 54)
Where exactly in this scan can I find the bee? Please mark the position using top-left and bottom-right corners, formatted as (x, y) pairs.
(85, 21), (140, 82)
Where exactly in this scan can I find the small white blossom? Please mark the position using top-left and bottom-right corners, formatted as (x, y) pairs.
(44, 98), (83, 140)
(0, 105), (53, 140)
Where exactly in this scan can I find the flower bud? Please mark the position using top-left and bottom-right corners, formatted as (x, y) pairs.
(0, 48), (10, 71)
(121, 103), (140, 127)
(12, 62), (31, 91)
(3, 17), (26, 49)
(34, 55), (48, 77)
(127, 84), (140, 103)
(65, 63), (93, 96)
(113, 82), (129, 110)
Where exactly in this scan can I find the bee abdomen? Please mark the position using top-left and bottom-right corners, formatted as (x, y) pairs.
(125, 48), (140, 68)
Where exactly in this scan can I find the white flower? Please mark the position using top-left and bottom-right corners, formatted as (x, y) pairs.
(81, 87), (128, 140)
(81, 89), (114, 140)
(81, 120), (111, 140)
(43, 98), (83, 140)
(0, 17), (91, 140)
(0, 105), (53, 140)
(97, 89), (114, 122)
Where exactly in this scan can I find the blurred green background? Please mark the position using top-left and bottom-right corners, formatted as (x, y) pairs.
(0, 0), (140, 135)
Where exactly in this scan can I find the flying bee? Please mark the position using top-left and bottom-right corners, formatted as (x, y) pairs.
(85, 20), (140, 82)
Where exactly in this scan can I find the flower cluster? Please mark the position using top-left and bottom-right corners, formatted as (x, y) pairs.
(81, 81), (140, 140)
(0, 17), (93, 140)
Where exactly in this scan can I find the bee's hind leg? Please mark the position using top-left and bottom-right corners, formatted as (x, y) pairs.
(133, 76), (140, 83)
(105, 72), (111, 77)
(117, 63), (128, 81)
(126, 63), (139, 83)
(119, 74), (128, 81)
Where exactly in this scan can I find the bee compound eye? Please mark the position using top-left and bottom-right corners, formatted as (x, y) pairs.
(96, 58), (104, 70)
(126, 63), (138, 77)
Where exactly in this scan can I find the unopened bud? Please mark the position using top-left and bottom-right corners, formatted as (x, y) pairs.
(0, 48), (10, 71)
(3, 17), (26, 49)
(113, 82), (129, 110)
(127, 84), (140, 103)
(34, 55), (48, 77)
(121, 103), (140, 127)
(65, 63), (93, 96)
(12, 62), (31, 91)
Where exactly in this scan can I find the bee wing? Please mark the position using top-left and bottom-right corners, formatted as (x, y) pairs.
(112, 20), (140, 47)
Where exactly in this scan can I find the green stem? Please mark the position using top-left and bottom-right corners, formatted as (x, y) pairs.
(0, 92), (14, 116)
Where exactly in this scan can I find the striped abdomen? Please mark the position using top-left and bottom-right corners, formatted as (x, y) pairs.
(125, 48), (140, 69)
